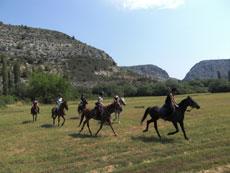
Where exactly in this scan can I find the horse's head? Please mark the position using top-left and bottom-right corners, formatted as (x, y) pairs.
(119, 97), (126, 106)
(63, 101), (69, 110)
(187, 96), (200, 109)
(111, 101), (122, 112)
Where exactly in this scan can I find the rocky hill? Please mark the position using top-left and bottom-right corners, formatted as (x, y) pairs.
(0, 21), (151, 87)
(184, 59), (230, 80)
(122, 64), (170, 81)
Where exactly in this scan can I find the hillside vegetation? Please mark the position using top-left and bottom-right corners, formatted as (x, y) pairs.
(122, 64), (170, 81)
(0, 93), (230, 172)
(0, 22), (148, 86)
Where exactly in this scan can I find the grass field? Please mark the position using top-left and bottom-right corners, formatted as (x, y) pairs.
(0, 93), (230, 173)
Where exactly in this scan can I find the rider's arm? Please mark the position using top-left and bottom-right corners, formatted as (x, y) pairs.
(169, 93), (179, 107)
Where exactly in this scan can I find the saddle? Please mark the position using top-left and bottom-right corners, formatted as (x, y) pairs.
(91, 107), (103, 120)
(158, 105), (174, 120)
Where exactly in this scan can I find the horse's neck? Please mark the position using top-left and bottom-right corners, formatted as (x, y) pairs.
(105, 104), (115, 114)
(59, 104), (64, 111)
(178, 100), (189, 113)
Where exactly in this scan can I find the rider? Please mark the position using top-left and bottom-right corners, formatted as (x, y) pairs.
(80, 94), (88, 109)
(160, 88), (179, 118)
(56, 93), (63, 112)
(31, 97), (39, 114)
(114, 93), (119, 104)
(95, 91), (104, 118)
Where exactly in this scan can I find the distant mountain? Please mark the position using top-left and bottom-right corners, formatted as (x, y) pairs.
(122, 64), (170, 81)
(0, 21), (150, 87)
(184, 59), (230, 81)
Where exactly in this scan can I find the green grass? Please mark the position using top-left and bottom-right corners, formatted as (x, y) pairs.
(0, 93), (230, 172)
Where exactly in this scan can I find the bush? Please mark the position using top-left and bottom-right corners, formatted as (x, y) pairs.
(27, 72), (73, 103)
(0, 95), (16, 106)
(208, 79), (230, 93)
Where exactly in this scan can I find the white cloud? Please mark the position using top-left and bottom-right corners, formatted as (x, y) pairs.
(111, 0), (184, 10)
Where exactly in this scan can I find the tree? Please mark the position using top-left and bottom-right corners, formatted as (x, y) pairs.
(8, 71), (14, 93)
(228, 71), (230, 81)
(217, 71), (222, 79)
(27, 72), (73, 103)
(13, 62), (20, 84)
(1, 55), (8, 95)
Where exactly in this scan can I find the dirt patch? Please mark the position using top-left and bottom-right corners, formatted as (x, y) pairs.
(89, 164), (118, 173)
(199, 164), (230, 173)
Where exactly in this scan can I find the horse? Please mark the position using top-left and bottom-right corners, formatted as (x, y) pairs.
(113, 97), (126, 124)
(79, 101), (122, 136)
(31, 106), (39, 121)
(141, 96), (200, 140)
(77, 99), (88, 116)
(52, 101), (69, 126)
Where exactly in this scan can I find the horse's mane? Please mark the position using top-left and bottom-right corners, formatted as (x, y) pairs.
(178, 98), (189, 107)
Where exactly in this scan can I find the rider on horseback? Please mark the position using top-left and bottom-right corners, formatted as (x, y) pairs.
(160, 88), (179, 118)
(95, 91), (104, 119)
(31, 97), (40, 114)
(79, 94), (88, 110)
(55, 93), (63, 113)
(114, 93), (119, 104)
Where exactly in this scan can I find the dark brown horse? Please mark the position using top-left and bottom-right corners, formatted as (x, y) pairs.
(141, 96), (200, 140)
(78, 99), (88, 116)
(52, 101), (69, 126)
(31, 106), (39, 121)
(79, 102), (122, 136)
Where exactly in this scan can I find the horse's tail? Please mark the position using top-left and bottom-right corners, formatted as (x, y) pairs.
(79, 111), (85, 127)
(141, 107), (151, 125)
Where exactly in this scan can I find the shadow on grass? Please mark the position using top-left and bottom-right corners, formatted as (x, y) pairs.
(97, 121), (111, 126)
(131, 136), (174, 144)
(40, 124), (53, 128)
(70, 117), (80, 120)
(69, 133), (100, 139)
(22, 120), (33, 124)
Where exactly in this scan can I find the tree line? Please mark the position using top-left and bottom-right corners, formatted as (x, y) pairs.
(1, 53), (230, 106)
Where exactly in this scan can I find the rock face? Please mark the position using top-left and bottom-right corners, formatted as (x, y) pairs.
(0, 22), (113, 62)
(0, 22), (151, 87)
(122, 64), (170, 81)
(184, 59), (230, 80)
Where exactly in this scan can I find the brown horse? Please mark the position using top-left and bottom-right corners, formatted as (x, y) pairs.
(79, 102), (122, 136)
(52, 101), (69, 126)
(31, 106), (39, 121)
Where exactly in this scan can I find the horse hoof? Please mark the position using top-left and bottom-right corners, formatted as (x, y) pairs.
(115, 133), (118, 136)
(143, 130), (148, 133)
(185, 137), (189, 140)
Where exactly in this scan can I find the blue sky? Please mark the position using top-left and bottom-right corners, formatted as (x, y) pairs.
(0, 0), (230, 79)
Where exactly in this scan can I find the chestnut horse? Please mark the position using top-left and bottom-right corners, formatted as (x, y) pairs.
(79, 102), (122, 136)
(52, 101), (69, 126)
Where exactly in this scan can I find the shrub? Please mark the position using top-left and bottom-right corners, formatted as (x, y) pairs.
(27, 72), (73, 103)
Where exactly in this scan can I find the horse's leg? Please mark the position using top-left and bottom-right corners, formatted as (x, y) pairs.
(35, 113), (37, 121)
(179, 121), (189, 140)
(95, 121), (104, 136)
(143, 119), (153, 132)
(86, 121), (92, 136)
(53, 114), (56, 127)
(33, 113), (34, 122)
(118, 112), (120, 124)
(58, 115), (60, 126)
(108, 119), (118, 136)
(168, 122), (179, 136)
(79, 119), (87, 133)
(61, 115), (65, 126)
(113, 112), (117, 121)
(154, 120), (161, 138)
